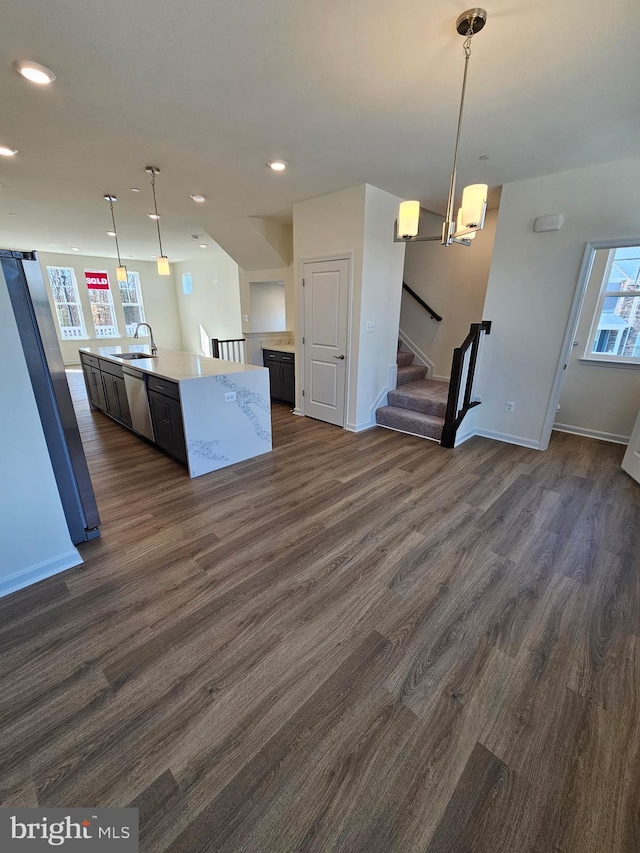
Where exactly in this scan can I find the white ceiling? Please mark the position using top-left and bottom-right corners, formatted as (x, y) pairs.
(0, 0), (638, 261)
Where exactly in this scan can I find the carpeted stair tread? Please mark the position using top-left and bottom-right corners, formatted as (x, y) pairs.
(396, 364), (427, 385)
(388, 379), (449, 418)
(375, 406), (444, 441)
(396, 350), (415, 367)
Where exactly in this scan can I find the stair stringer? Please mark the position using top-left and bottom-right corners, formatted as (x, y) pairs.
(398, 329), (436, 379)
(346, 362), (397, 433)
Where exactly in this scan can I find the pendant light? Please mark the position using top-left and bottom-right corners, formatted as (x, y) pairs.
(396, 8), (488, 247)
(104, 195), (128, 282)
(145, 166), (170, 274)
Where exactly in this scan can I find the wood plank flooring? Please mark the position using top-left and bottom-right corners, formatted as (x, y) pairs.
(1, 366), (639, 852)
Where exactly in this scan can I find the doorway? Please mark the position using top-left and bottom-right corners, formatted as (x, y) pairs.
(301, 258), (350, 427)
(547, 240), (640, 447)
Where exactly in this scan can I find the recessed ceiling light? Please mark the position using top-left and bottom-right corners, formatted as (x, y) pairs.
(131, 187), (141, 192)
(190, 194), (207, 203)
(199, 244), (207, 248)
(71, 247), (80, 252)
(13, 60), (56, 85)
(0, 146), (17, 157)
(107, 230), (116, 237)
(147, 213), (160, 220)
(267, 160), (287, 172)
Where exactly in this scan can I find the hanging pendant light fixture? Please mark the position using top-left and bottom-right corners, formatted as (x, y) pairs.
(104, 195), (128, 282)
(396, 8), (488, 247)
(145, 166), (170, 274)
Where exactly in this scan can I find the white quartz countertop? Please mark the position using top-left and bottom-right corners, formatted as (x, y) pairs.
(262, 344), (295, 353)
(80, 345), (264, 382)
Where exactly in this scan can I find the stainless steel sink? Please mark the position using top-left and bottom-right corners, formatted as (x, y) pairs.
(113, 352), (157, 360)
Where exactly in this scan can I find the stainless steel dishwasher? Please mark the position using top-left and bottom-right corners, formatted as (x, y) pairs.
(122, 366), (154, 440)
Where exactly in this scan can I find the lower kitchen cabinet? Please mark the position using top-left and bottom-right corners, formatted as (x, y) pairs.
(148, 387), (187, 464)
(85, 363), (106, 411)
(263, 349), (295, 405)
(80, 353), (131, 426)
(102, 373), (131, 427)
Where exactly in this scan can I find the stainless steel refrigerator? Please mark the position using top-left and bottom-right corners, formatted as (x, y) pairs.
(2, 249), (100, 543)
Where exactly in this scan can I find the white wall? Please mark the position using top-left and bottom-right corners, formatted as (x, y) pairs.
(292, 183), (405, 429)
(248, 281), (286, 332)
(39, 252), (182, 364)
(401, 208), (497, 379)
(293, 184), (366, 420)
(173, 248), (242, 356)
(0, 267), (81, 598)
(356, 184), (407, 428)
(556, 247), (640, 442)
(239, 265), (294, 335)
(476, 157), (640, 448)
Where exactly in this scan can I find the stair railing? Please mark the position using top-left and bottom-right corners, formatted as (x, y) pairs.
(440, 320), (492, 448)
(402, 283), (442, 322)
(212, 338), (246, 362)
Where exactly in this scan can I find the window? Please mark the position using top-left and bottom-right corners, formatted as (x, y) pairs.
(119, 271), (146, 335)
(86, 270), (118, 337)
(586, 247), (640, 363)
(46, 267), (87, 339)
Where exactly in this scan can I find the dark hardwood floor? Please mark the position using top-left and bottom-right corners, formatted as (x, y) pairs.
(1, 367), (639, 852)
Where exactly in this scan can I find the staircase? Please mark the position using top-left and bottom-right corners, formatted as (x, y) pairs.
(375, 348), (449, 442)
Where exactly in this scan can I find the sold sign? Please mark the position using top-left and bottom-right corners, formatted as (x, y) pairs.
(85, 270), (110, 289)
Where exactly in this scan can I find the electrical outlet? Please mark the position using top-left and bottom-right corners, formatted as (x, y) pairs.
(505, 401), (515, 413)
(224, 391), (237, 402)
(366, 320), (376, 332)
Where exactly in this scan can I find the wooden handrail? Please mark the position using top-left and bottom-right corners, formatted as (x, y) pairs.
(440, 320), (492, 448)
(402, 283), (442, 322)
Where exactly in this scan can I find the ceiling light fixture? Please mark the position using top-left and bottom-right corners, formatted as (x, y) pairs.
(71, 247), (80, 252)
(396, 8), (488, 247)
(0, 146), (17, 157)
(190, 194), (207, 203)
(13, 60), (56, 85)
(131, 187), (141, 192)
(145, 166), (170, 275)
(104, 195), (128, 282)
(267, 160), (287, 172)
(147, 213), (160, 220)
(199, 244), (207, 248)
(107, 230), (116, 237)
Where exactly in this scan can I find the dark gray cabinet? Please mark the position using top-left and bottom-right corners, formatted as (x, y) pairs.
(80, 352), (187, 467)
(80, 354), (106, 411)
(80, 353), (131, 426)
(86, 364), (106, 410)
(148, 377), (187, 464)
(98, 359), (131, 427)
(263, 349), (295, 405)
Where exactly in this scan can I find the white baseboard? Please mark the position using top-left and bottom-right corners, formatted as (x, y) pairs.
(433, 374), (451, 383)
(454, 426), (476, 447)
(398, 330), (436, 378)
(0, 549), (83, 600)
(292, 406), (303, 417)
(553, 423), (630, 445)
(473, 428), (542, 450)
(345, 421), (377, 433)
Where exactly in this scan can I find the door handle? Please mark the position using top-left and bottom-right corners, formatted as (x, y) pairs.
(334, 354), (345, 360)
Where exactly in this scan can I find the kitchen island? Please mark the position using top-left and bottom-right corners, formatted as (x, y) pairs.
(79, 345), (272, 477)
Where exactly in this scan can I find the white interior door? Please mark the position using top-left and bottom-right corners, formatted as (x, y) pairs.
(622, 406), (640, 484)
(302, 258), (349, 427)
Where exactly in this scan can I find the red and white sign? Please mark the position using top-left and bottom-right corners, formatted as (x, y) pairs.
(85, 270), (110, 290)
